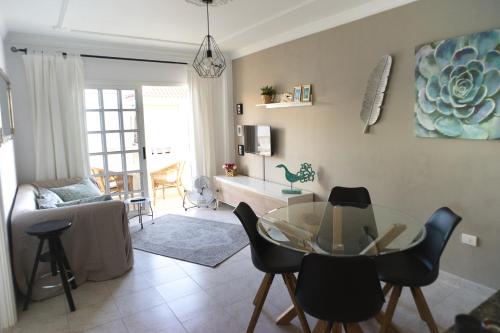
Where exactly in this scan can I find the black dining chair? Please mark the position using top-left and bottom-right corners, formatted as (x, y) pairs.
(375, 207), (462, 333)
(233, 202), (311, 333)
(295, 253), (384, 333)
(328, 186), (372, 207)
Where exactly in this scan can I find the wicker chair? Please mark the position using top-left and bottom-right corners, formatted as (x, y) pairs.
(150, 161), (185, 204)
(90, 168), (133, 198)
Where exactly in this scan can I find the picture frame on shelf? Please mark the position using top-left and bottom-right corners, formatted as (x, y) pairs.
(302, 84), (311, 102)
(293, 86), (302, 102)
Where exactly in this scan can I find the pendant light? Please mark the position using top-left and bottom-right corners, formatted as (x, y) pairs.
(192, 0), (226, 78)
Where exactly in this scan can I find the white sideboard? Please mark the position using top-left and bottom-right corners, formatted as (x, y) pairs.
(214, 175), (313, 216)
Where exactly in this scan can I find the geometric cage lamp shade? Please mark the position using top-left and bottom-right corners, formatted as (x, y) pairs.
(190, 0), (227, 78)
(193, 35), (226, 78)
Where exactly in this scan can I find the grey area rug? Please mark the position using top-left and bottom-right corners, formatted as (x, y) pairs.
(130, 214), (249, 267)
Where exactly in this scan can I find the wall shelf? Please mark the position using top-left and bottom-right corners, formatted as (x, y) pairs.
(256, 101), (313, 109)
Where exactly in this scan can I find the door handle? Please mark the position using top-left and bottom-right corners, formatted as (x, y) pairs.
(142, 147), (146, 160)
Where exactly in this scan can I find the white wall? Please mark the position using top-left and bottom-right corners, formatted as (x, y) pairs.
(5, 33), (190, 183)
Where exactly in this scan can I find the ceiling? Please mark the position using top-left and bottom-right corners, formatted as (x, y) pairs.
(0, 0), (417, 58)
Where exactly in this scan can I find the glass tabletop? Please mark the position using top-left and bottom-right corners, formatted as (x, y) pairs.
(257, 202), (426, 256)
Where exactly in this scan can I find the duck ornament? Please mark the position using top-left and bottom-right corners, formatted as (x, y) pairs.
(276, 163), (316, 194)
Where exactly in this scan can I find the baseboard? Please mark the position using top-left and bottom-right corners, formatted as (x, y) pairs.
(439, 270), (496, 298)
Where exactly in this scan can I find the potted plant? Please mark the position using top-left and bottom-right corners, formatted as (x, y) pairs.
(260, 85), (276, 104)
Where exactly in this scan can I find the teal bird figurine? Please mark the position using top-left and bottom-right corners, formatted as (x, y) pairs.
(276, 163), (315, 194)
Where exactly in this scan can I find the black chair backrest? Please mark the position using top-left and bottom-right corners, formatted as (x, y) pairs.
(328, 186), (372, 207)
(233, 202), (260, 244)
(411, 207), (461, 270)
(295, 253), (384, 323)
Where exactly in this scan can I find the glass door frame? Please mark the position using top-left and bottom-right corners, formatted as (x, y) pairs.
(84, 83), (148, 199)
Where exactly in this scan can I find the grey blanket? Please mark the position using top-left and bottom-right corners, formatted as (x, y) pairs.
(10, 180), (134, 300)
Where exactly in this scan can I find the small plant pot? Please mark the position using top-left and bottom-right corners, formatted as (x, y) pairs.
(261, 95), (273, 104)
(225, 169), (237, 177)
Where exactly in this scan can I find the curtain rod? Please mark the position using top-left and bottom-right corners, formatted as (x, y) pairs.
(10, 47), (188, 65)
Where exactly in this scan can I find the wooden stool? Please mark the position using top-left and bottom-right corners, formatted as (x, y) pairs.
(24, 219), (77, 312)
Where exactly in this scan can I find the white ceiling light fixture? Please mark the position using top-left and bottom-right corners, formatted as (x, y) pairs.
(189, 0), (228, 78)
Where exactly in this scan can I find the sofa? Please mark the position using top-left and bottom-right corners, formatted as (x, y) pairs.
(10, 178), (134, 300)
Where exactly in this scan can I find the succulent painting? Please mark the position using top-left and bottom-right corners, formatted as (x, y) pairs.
(415, 29), (500, 140)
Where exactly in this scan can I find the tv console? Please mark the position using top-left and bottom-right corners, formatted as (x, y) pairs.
(214, 175), (313, 216)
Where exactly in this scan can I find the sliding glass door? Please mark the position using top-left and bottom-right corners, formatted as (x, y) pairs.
(84, 88), (147, 199)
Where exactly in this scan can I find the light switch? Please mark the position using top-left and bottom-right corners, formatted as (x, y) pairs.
(461, 233), (478, 247)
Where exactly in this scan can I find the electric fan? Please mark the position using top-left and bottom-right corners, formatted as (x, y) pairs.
(183, 176), (218, 210)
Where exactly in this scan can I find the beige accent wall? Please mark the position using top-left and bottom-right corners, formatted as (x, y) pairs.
(232, 0), (500, 288)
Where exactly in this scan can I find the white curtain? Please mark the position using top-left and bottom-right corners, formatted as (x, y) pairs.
(23, 51), (89, 181)
(188, 61), (235, 178)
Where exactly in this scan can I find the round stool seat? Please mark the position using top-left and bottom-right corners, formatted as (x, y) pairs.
(26, 220), (72, 237)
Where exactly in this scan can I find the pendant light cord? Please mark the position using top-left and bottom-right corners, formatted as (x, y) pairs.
(206, 1), (210, 37)
(206, 1), (211, 51)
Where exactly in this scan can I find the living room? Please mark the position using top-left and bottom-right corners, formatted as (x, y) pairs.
(1, 0), (499, 332)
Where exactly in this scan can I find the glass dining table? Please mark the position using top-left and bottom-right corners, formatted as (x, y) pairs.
(257, 201), (426, 332)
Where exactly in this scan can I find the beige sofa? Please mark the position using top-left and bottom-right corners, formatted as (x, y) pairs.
(10, 178), (134, 300)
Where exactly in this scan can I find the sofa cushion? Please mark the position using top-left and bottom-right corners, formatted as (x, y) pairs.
(49, 178), (102, 202)
(37, 187), (64, 209)
(56, 195), (113, 207)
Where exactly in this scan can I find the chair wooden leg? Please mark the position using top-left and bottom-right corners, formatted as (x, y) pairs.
(382, 283), (393, 296)
(379, 285), (402, 333)
(276, 274), (297, 326)
(283, 273), (311, 333)
(276, 305), (296, 325)
(253, 273), (273, 305)
(410, 287), (439, 333)
(313, 320), (329, 333)
(247, 273), (274, 333)
(344, 323), (363, 333)
(275, 274), (300, 325)
(323, 321), (333, 333)
(332, 323), (342, 333)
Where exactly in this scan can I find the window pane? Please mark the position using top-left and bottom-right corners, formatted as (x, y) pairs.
(107, 154), (123, 172)
(104, 111), (120, 131)
(89, 155), (104, 171)
(84, 89), (99, 109)
(126, 152), (140, 171)
(107, 174), (125, 193)
(87, 133), (102, 153)
(86, 112), (101, 131)
(124, 132), (139, 151)
(123, 111), (137, 130)
(129, 192), (145, 199)
(127, 173), (142, 191)
(121, 90), (136, 109)
(106, 133), (121, 152)
(103, 89), (118, 109)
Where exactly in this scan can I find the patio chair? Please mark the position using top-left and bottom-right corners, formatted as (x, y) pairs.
(150, 161), (185, 204)
(90, 168), (133, 198)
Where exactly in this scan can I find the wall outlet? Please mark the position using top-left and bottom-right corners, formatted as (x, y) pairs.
(461, 233), (478, 247)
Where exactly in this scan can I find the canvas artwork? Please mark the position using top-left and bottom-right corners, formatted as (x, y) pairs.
(414, 28), (500, 140)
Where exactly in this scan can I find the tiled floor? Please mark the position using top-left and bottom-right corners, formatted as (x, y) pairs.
(7, 202), (495, 333)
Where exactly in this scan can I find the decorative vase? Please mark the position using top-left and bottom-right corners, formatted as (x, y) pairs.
(262, 95), (273, 104)
(225, 169), (237, 177)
